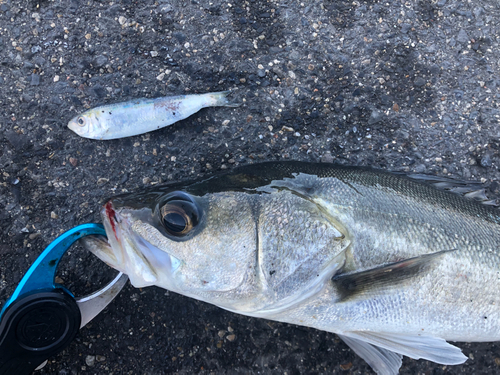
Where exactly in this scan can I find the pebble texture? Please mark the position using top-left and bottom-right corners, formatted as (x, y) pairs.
(1, 0), (500, 374)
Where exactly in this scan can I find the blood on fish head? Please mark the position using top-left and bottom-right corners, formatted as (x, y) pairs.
(104, 201), (118, 241)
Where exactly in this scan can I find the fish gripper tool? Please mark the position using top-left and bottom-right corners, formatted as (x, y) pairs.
(0, 223), (128, 375)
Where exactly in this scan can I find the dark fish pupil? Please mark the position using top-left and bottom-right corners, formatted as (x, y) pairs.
(163, 212), (186, 233)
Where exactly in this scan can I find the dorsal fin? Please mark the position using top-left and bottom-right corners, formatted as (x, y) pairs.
(404, 173), (499, 206)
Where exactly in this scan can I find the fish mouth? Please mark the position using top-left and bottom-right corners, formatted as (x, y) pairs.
(99, 200), (180, 289)
(67, 117), (80, 134)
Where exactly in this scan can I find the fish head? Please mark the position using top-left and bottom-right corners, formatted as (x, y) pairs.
(97, 185), (261, 310)
(68, 109), (104, 139)
(94, 167), (350, 314)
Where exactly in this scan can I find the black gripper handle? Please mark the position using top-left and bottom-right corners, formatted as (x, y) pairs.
(0, 289), (81, 375)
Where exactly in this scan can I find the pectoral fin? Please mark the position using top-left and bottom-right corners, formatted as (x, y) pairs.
(338, 334), (402, 375)
(341, 330), (467, 366)
(332, 249), (455, 300)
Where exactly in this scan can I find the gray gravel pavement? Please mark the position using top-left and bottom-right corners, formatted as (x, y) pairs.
(2, 0), (500, 373)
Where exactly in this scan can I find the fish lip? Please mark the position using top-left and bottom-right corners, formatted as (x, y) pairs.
(99, 199), (180, 289)
(67, 116), (80, 133)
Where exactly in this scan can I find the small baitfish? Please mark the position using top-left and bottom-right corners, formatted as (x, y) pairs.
(86, 161), (500, 374)
(68, 91), (237, 140)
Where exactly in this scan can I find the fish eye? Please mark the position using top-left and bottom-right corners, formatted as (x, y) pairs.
(159, 193), (200, 237)
(77, 117), (86, 126)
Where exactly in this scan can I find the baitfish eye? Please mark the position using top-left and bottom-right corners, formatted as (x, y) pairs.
(159, 192), (200, 237)
(77, 117), (86, 126)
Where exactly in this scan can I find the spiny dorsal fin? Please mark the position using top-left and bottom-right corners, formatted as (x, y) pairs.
(332, 249), (455, 301)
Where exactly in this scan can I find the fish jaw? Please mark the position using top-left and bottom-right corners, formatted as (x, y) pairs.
(97, 200), (181, 289)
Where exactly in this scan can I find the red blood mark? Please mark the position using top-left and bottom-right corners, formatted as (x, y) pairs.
(105, 201), (119, 241)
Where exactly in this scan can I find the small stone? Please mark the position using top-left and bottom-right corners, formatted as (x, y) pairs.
(222, 120), (230, 126)
(69, 157), (78, 166)
(340, 362), (353, 370)
(257, 69), (266, 78)
(321, 152), (334, 163)
(51, 211), (58, 219)
(218, 330), (226, 338)
(150, 51), (158, 57)
(368, 109), (383, 125)
(156, 73), (165, 81)
(414, 77), (426, 87)
(481, 153), (492, 167)
(29, 233), (41, 240)
(93, 55), (108, 68)
(118, 16), (127, 25)
(392, 103), (400, 112)
(96, 355), (106, 362)
(53, 75), (59, 82)
(226, 334), (236, 342)
(85, 33), (91, 40)
(30, 73), (40, 86)
(97, 178), (109, 185)
(456, 29), (469, 44)
(85, 355), (95, 367)
(143, 177), (152, 184)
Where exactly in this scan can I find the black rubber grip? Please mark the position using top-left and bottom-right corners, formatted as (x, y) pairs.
(0, 289), (81, 375)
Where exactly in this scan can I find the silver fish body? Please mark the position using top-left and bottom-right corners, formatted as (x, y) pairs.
(89, 162), (500, 374)
(68, 91), (236, 140)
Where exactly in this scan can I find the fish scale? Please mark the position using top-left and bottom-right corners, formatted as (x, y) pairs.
(83, 161), (500, 374)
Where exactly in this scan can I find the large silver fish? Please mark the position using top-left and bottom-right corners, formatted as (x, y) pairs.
(87, 161), (500, 374)
(68, 91), (237, 140)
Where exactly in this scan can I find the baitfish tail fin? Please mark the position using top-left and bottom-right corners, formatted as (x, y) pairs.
(338, 334), (402, 375)
(340, 331), (467, 369)
(207, 91), (241, 108)
(332, 249), (455, 301)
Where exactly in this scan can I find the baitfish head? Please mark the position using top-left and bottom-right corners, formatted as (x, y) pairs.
(68, 108), (105, 139)
(92, 164), (349, 315)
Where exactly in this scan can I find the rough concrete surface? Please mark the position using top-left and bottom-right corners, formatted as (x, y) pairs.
(1, 0), (500, 373)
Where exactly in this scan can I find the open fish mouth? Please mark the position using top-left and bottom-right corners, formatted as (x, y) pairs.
(97, 200), (180, 289)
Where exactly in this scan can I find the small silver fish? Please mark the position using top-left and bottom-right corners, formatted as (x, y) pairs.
(86, 161), (500, 374)
(68, 91), (237, 140)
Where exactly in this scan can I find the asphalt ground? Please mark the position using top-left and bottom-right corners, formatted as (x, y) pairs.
(1, 0), (500, 373)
